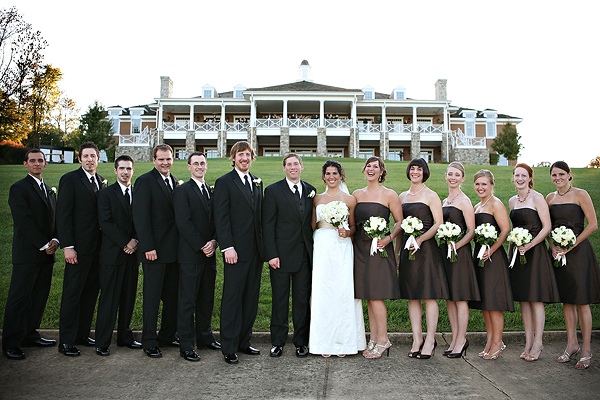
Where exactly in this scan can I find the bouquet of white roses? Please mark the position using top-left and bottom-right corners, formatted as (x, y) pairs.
(401, 216), (423, 260)
(474, 223), (498, 267)
(550, 225), (577, 267)
(436, 222), (462, 262)
(507, 227), (533, 268)
(364, 216), (390, 258)
(320, 201), (350, 231)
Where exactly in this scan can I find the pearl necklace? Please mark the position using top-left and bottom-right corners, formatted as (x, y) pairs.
(325, 189), (341, 197)
(517, 188), (531, 203)
(479, 195), (493, 209)
(557, 184), (572, 196)
(408, 185), (427, 196)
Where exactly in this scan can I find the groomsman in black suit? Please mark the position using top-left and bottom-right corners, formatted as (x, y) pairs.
(174, 152), (220, 362)
(56, 142), (104, 356)
(3, 150), (58, 360)
(94, 155), (142, 356)
(214, 141), (264, 364)
(132, 144), (179, 358)
(262, 153), (315, 358)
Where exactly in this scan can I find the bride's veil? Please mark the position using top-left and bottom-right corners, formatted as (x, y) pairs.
(339, 181), (350, 194)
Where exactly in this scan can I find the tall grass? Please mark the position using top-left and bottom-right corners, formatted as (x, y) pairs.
(1, 158), (599, 332)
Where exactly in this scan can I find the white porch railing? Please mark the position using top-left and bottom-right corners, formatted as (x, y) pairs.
(289, 119), (319, 129)
(325, 119), (352, 129)
(451, 128), (486, 148)
(418, 124), (444, 134)
(256, 118), (282, 128)
(194, 121), (221, 132)
(387, 123), (412, 133)
(358, 123), (381, 133)
(163, 121), (189, 131)
(225, 122), (249, 132)
(119, 126), (154, 146)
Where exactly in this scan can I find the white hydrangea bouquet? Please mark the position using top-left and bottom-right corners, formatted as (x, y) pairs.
(474, 223), (498, 267)
(400, 216), (423, 260)
(507, 227), (533, 268)
(364, 216), (390, 258)
(550, 225), (577, 267)
(320, 201), (350, 231)
(436, 222), (462, 262)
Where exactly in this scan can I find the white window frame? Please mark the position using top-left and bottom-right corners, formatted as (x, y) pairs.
(358, 149), (374, 159)
(364, 91), (374, 100)
(395, 90), (405, 100)
(327, 148), (344, 158)
(205, 148), (219, 158)
(173, 147), (186, 160)
(389, 149), (404, 161)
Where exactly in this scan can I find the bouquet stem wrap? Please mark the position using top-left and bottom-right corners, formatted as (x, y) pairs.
(554, 253), (567, 267)
(477, 244), (491, 267)
(447, 241), (457, 263)
(404, 235), (420, 261)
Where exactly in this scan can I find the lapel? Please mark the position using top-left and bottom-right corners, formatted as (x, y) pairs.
(78, 168), (97, 196)
(28, 175), (50, 208)
(114, 183), (132, 218)
(231, 170), (254, 209)
(190, 179), (210, 216)
(300, 181), (313, 219)
(154, 168), (174, 205)
(280, 179), (301, 221)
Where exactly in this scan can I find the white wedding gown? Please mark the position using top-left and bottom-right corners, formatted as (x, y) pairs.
(309, 204), (366, 355)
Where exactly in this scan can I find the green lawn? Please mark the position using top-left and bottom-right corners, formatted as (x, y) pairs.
(1, 157), (599, 333)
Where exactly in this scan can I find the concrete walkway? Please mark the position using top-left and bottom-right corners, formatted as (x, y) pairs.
(1, 330), (599, 399)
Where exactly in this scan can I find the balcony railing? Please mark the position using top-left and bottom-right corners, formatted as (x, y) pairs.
(358, 123), (381, 133)
(387, 123), (412, 133)
(325, 119), (352, 129)
(194, 122), (221, 132)
(163, 121), (189, 131)
(451, 128), (486, 148)
(119, 126), (154, 146)
(225, 122), (249, 132)
(256, 118), (282, 128)
(289, 119), (319, 129)
(418, 124), (444, 134)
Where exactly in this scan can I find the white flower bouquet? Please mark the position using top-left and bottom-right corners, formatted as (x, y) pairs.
(401, 216), (423, 260)
(507, 227), (533, 268)
(436, 222), (462, 262)
(550, 225), (577, 267)
(320, 201), (350, 231)
(364, 216), (390, 258)
(474, 223), (498, 267)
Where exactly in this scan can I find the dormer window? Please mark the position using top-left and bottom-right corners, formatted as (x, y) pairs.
(130, 109), (143, 134)
(484, 111), (498, 138)
(392, 85), (406, 100)
(233, 84), (246, 99)
(202, 84), (216, 98)
(363, 86), (374, 100)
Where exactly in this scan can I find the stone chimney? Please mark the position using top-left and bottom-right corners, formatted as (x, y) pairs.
(160, 76), (173, 98)
(435, 79), (447, 100)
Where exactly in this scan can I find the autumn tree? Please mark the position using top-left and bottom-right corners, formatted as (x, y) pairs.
(73, 101), (114, 152)
(588, 156), (600, 168)
(491, 122), (523, 161)
(25, 64), (62, 147)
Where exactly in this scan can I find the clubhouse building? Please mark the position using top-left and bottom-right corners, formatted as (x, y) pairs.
(111, 60), (521, 165)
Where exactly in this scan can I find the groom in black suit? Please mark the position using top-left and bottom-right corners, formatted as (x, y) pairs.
(214, 141), (264, 364)
(56, 141), (104, 356)
(262, 154), (315, 358)
(3, 150), (58, 360)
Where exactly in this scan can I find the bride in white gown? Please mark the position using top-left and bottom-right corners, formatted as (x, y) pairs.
(309, 160), (366, 356)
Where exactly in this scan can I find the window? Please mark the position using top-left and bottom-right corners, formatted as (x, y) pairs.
(205, 149), (219, 158)
(486, 121), (497, 138)
(358, 149), (374, 159)
(130, 109), (143, 134)
(420, 149), (433, 163)
(174, 148), (186, 160)
(364, 91), (373, 100)
(175, 117), (189, 129)
(327, 149), (344, 158)
(263, 149), (280, 157)
(111, 118), (119, 136)
(235, 90), (244, 99)
(291, 149), (317, 157)
(465, 121), (475, 137)
(203, 89), (213, 98)
(395, 91), (405, 100)
(389, 150), (404, 161)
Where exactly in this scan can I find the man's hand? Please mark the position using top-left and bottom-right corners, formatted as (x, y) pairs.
(145, 250), (157, 261)
(64, 248), (78, 264)
(268, 257), (280, 269)
(45, 240), (59, 255)
(202, 240), (217, 257)
(124, 238), (138, 254)
(224, 248), (238, 264)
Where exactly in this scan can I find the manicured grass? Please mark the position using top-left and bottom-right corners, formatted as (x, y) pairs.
(1, 158), (599, 333)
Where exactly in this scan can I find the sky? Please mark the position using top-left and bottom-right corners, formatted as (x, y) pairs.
(12, 0), (600, 167)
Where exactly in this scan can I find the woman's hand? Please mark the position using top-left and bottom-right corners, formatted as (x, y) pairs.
(377, 235), (392, 249)
(338, 227), (349, 238)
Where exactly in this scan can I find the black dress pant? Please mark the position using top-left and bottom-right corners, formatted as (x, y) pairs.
(141, 262), (178, 349)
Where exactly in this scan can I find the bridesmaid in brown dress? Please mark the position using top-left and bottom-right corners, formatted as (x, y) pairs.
(508, 163), (560, 362)
(547, 161), (600, 369)
(353, 157), (403, 359)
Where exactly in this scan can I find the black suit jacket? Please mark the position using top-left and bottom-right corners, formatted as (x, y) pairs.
(262, 179), (315, 273)
(132, 168), (178, 264)
(173, 179), (217, 268)
(56, 168), (104, 255)
(213, 169), (263, 262)
(97, 182), (137, 266)
(9, 175), (57, 264)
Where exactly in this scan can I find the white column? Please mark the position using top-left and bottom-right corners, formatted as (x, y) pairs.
(158, 103), (164, 130)
(189, 104), (194, 130)
(443, 104), (449, 132)
(250, 97), (256, 127)
(381, 104), (387, 131)
(319, 100), (324, 127)
(351, 99), (357, 129)
(283, 100), (288, 127)
(412, 106), (418, 132)
(220, 102), (226, 131)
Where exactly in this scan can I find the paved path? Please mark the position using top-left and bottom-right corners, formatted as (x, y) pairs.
(1, 331), (599, 399)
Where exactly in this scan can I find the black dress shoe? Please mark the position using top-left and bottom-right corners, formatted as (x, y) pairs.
(224, 353), (238, 364)
(296, 345), (309, 358)
(144, 347), (163, 358)
(117, 340), (142, 349)
(238, 346), (260, 355)
(96, 347), (110, 356)
(158, 338), (180, 347)
(74, 337), (95, 347)
(198, 341), (221, 350)
(3, 347), (25, 360)
(21, 337), (57, 347)
(180, 350), (200, 362)
(270, 345), (283, 357)
(59, 343), (81, 357)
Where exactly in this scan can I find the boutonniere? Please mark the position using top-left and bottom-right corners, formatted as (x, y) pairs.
(50, 187), (57, 195)
(307, 190), (316, 198)
(253, 177), (262, 187)
(209, 185), (214, 193)
(101, 179), (108, 188)
(177, 180), (184, 187)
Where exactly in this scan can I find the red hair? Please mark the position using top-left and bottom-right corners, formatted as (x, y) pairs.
(513, 163), (534, 188)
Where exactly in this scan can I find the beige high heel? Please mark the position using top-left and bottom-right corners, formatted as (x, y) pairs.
(576, 352), (592, 369)
(557, 346), (580, 363)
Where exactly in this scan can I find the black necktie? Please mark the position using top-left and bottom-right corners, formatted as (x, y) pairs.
(244, 175), (252, 195)
(201, 183), (210, 203)
(124, 187), (131, 205)
(90, 176), (98, 193)
(165, 177), (172, 192)
(293, 184), (300, 202)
